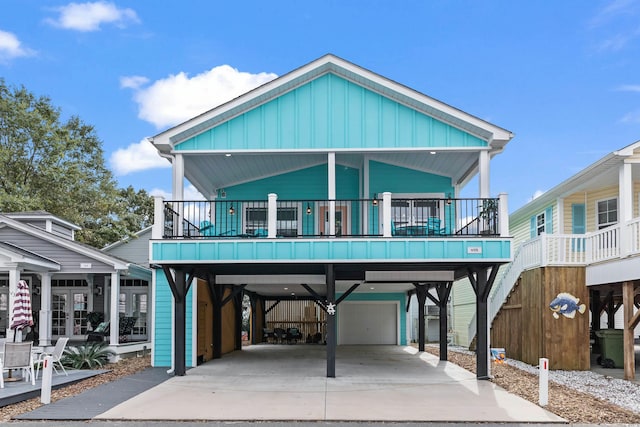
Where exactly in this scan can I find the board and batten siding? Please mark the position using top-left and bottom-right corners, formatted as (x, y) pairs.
(153, 270), (193, 367)
(0, 228), (113, 273)
(176, 73), (488, 153)
(225, 163), (360, 200)
(369, 161), (453, 196)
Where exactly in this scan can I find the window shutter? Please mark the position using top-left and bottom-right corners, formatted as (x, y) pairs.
(572, 204), (586, 234)
(530, 216), (536, 238)
(545, 206), (553, 234)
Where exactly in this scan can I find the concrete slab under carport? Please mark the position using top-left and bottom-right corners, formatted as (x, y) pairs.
(96, 345), (564, 423)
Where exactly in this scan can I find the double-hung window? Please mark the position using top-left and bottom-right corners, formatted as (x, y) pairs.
(536, 212), (545, 236)
(597, 198), (617, 229)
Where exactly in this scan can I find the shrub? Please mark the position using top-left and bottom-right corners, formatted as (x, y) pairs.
(62, 342), (115, 369)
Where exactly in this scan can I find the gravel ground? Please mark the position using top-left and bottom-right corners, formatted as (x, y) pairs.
(2, 349), (640, 424)
(424, 345), (640, 424)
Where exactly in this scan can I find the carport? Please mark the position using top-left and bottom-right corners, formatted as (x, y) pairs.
(97, 345), (562, 422)
(159, 261), (501, 379)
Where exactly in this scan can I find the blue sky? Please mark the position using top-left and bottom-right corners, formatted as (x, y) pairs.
(2, 1), (639, 210)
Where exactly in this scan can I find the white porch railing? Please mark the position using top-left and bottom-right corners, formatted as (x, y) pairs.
(466, 217), (640, 347)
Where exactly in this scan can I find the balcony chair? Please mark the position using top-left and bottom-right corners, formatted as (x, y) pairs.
(426, 217), (447, 235)
(199, 221), (216, 237)
(254, 228), (268, 237)
(1, 341), (36, 388)
(34, 336), (69, 379)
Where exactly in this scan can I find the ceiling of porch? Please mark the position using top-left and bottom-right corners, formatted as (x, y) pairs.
(183, 149), (480, 197)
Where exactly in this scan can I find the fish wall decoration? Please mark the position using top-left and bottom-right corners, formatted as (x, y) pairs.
(549, 292), (586, 319)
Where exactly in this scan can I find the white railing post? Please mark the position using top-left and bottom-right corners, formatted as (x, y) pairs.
(268, 193), (278, 238)
(499, 193), (509, 237)
(382, 192), (392, 237)
(620, 223), (629, 258)
(540, 233), (548, 266)
(152, 196), (165, 239)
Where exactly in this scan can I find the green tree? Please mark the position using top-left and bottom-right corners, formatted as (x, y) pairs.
(0, 79), (153, 248)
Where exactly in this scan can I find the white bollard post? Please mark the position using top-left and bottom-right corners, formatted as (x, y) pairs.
(40, 355), (53, 404)
(539, 357), (549, 406)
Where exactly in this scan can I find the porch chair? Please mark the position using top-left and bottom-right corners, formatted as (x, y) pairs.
(426, 217), (446, 235)
(34, 336), (69, 379)
(86, 321), (110, 342)
(199, 221), (216, 237)
(1, 341), (36, 388)
(254, 228), (268, 237)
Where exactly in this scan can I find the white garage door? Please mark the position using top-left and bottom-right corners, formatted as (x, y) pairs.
(338, 302), (398, 345)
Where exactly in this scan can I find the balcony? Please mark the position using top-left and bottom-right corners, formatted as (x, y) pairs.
(156, 193), (508, 240)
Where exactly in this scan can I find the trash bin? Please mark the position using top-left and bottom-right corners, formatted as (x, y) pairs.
(595, 329), (624, 368)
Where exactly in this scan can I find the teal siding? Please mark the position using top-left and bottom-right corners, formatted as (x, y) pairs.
(338, 292), (407, 345)
(369, 161), (453, 196)
(176, 74), (487, 152)
(152, 238), (511, 263)
(224, 164), (359, 200)
(153, 269), (194, 368)
(572, 204), (586, 234)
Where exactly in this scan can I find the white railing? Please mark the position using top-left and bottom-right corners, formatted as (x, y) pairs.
(467, 236), (544, 345)
(466, 220), (640, 347)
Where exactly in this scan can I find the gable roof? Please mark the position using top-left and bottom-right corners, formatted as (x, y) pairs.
(150, 54), (514, 193)
(152, 54), (513, 151)
(0, 214), (130, 271)
(511, 140), (640, 219)
(0, 241), (61, 271)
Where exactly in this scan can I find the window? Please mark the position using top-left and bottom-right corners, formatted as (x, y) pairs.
(536, 212), (545, 236)
(597, 198), (618, 229)
(244, 204), (300, 237)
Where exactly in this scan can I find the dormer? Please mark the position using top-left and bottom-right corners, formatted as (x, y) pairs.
(3, 211), (81, 240)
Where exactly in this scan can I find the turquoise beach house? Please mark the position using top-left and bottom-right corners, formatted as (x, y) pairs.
(148, 54), (514, 378)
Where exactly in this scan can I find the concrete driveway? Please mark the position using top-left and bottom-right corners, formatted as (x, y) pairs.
(97, 345), (564, 423)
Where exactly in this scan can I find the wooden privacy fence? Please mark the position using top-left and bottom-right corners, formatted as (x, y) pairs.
(264, 300), (327, 341)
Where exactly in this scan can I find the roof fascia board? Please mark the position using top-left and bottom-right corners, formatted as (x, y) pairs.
(5, 213), (81, 231)
(178, 146), (487, 156)
(0, 215), (129, 270)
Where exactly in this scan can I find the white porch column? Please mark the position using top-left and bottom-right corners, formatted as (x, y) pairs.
(38, 272), (52, 346)
(328, 152), (336, 236)
(620, 162), (633, 257)
(479, 150), (490, 199)
(152, 196), (165, 239)
(382, 192), (392, 237)
(363, 156), (370, 234)
(6, 265), (20, 341)
(498, 193), (509, 237)
(109, 272), (120, 346)
(268, 193), (278, 238)
(173, 153), (185, 236)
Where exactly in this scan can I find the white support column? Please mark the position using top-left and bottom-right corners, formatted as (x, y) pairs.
(7, 266), (19, 341)
(152, 196), (165, 239)
(268, 193), (278, 238)
(620, 162), (633, 257)
(109, 272), (120, 346)
(479, 150), (490, 199)
(173, 154), (185, 236)
(382, 192), (392, 237)
(39, 272), (52, 347)
(498, 193), (509, 237)
(363, 156), (370, 234)
(328, 152), (336, 237)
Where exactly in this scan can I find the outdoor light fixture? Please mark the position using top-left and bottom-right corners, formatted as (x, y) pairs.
(94, 286), (103, 296)
(447, 193), (452, 205)
(306, 204), (312, 215)
(372, 196), (378, 206)
(229, 205), (235, 215)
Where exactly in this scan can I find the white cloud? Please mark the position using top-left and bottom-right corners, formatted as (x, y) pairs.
(119, 75), (149, 89)
(46, 1), (139, 32)
(0, 30), (35, 61)
(110, 137), (169, 175)
(620, 110), (640, 123)
(122, 65), (278, 129)
(617, 84), (640, 92)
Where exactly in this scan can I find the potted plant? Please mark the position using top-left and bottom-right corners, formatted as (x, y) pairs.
(479, 199), (499, 235)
